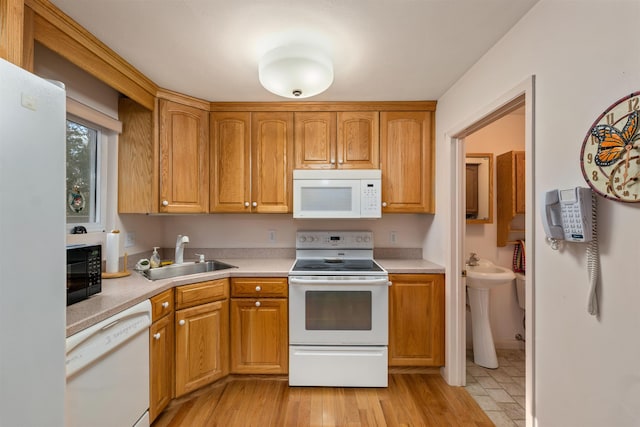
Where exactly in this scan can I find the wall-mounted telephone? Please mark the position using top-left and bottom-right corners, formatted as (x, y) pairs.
(542, 187), (593, 242)
(542, 186), (600, 316)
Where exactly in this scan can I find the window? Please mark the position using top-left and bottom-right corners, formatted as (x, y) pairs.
(66, 117), (107, 232)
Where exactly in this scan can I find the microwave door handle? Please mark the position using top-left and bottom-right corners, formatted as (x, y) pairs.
(289, 277), (391, 286)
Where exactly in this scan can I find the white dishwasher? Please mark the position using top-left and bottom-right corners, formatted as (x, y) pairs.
(66, 299), (152, 427)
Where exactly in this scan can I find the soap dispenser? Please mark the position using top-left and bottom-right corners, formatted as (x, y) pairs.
(150, 247), (161, 268)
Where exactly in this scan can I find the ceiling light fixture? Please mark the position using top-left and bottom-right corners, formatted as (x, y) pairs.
(258, 44), (333, 99)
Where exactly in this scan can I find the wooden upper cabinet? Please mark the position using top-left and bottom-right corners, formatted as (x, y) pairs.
(251, 112), (293, 213)
(337, 111), (379, 169)
(380, 111), (434, 213)
(210, 112), (251, 212)
(158, 98), (209, 213)
(294, 112), (336, 169)
(294, 111), (379, 169)
(118, 98), (156, 214)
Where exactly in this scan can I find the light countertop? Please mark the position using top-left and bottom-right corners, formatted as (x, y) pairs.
(66, 257), (444, 337)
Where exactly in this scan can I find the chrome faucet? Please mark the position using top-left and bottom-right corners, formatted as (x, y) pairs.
(175, 235), (190, 264)
(466, 252), (480, 266)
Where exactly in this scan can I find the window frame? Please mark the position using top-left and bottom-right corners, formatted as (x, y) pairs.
(65, 114), (109, 234)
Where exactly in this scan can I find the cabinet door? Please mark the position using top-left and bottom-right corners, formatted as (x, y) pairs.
(210, 112), (251, 212)
(158, 99), (209, 213)
(251, 112), (293, 213)
(230, 298), (288, 374)
(294, 112), (336, 169)
(380, 111), (434, 213)
(118, 98), (156, 213)
(175, 300), (229, 397)
(515, 151), (526, 214)
(149, 313), (174, 422)
(388, 274), (444, 366)
(337, 111), (379, 169)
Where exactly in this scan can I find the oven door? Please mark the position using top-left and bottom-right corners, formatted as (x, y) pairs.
(288, 276), (390, 345)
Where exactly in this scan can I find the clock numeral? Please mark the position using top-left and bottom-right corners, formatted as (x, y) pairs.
(606, 182), (613, 194)
(614, 176), (621, 183)
(624, 190), (630, 197)
(587, 153), (593, 164)
(592, 170), (599, 181)
(606, 112), (615, 125)
(629, 97), (639, 113)
(591, 135), (599, 145)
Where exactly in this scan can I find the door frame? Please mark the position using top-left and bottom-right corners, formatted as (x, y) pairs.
(445, 76), (536, 426)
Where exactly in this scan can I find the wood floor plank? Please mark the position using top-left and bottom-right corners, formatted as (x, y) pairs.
(152, 374), (494, 426)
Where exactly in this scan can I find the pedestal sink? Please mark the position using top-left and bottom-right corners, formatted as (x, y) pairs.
(466, 259), (515, 368)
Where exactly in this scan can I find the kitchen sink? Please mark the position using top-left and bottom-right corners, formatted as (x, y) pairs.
(142, 260), (237, 281)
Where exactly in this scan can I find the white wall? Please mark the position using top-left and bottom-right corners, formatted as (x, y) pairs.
(429, 0), (640, 425)
(120, 213), (429, 252)
(465, 113), (525, 349)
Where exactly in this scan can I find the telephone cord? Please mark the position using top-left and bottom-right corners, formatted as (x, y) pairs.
(586, 191), (600, 316)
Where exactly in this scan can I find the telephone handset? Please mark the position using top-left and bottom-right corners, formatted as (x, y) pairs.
(542, 186), (600, 316)
(542, 187), (593, 242)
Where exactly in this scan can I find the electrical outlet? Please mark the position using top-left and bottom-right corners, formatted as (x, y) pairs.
(390, 231), (397, 245)
(125, 232), (136, 248)
(268, 229), (277, 243)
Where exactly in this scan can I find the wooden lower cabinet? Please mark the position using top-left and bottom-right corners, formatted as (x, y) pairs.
(174, 279), (230, 398)
(149, 289), (174, 423)
(388, 274), (445, 366)
(230, 278), (288, 374)
(149, 311), (174, 422)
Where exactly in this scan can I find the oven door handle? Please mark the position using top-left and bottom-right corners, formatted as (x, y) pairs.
(289, 277), (392, 286)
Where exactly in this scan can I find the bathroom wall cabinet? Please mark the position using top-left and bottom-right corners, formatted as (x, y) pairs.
(496, 150), (526, 246)
(388, 273), (445, 366)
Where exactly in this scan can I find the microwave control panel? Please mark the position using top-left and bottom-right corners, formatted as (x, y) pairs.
(360, 180), (381, 217)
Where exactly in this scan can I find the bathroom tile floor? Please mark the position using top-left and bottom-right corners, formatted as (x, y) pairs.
(465, 348), (526, 427)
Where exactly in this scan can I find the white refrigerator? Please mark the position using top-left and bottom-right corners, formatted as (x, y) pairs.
(0, 58), (66, 426)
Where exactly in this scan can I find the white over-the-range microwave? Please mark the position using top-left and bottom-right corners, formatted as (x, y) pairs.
(293, 169), (382, 219)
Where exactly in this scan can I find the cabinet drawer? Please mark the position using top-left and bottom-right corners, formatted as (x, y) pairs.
(175, 278), (229, 309)
(231, 278), (288, 298)
(150, 289), (174, 322)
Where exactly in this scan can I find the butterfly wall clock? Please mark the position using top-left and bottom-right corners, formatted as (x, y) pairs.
(580, 91), (640, 202)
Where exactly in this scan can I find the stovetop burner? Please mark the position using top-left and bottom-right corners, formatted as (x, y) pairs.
(290, 231), (387, 276)
(291, 258), (384, 273)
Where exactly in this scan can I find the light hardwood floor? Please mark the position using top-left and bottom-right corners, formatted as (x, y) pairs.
(152, 371), (494, 427)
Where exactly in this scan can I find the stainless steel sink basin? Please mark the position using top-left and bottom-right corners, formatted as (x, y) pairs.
(141, 260), (237, 281)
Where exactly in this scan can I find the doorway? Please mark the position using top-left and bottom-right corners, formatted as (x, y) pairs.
(447, 77), (535, 425)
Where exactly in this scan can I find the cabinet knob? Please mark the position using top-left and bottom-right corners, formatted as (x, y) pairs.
(255, 285), (261, 292)
(255, 301), (261, 307)
(162, 200), (169, 206)
(330, 159), (336, 164)
(153, 332), (161, 340)
(252, 202), (257, 207)
(338, 159), (343, 164)
(162, 301), (169, 308)
(382, 202), (387, 207)
(179, 319), (186, 326)
(244, 201), (250, 207)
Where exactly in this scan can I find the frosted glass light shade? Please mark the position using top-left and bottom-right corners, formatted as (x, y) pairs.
(259, 45), (333, 99)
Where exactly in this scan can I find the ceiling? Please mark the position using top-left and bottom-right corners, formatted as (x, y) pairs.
(49, 0), (539, 102)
